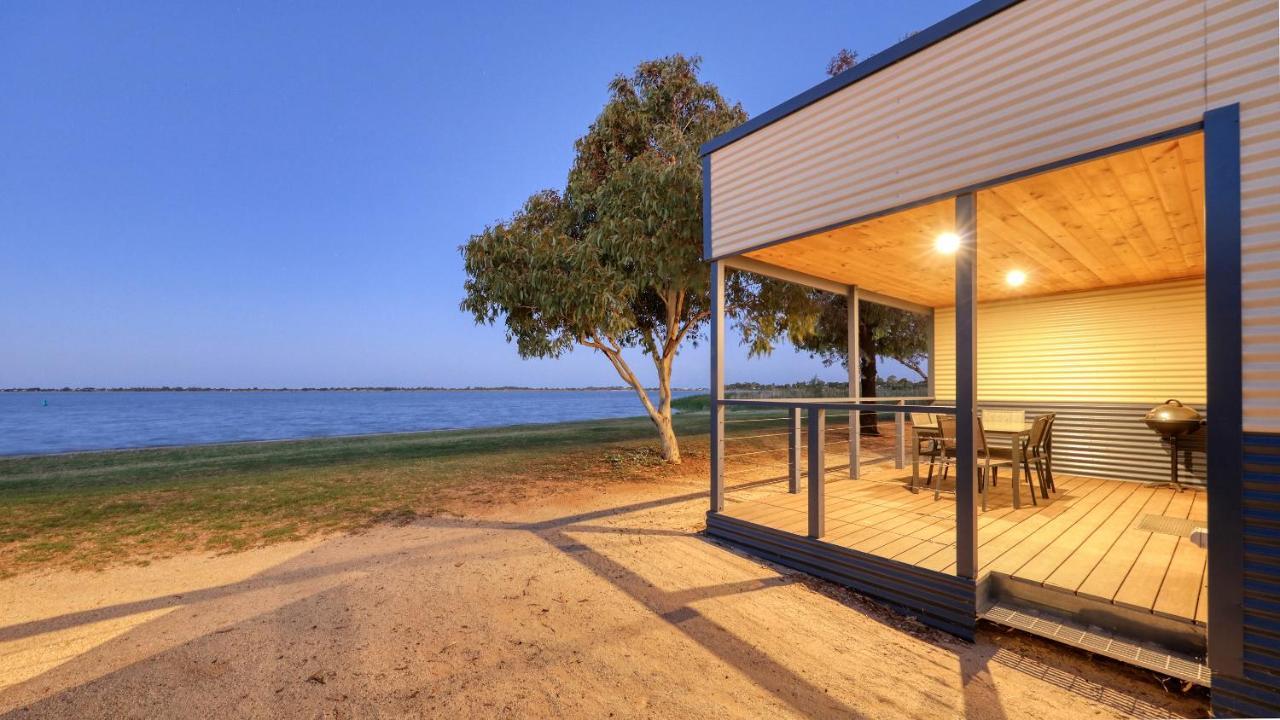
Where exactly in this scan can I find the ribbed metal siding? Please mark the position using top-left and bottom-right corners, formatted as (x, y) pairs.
(1213, 432), (1280, 716)
(1225, 0), (1280, 434)
(709, 0), (1221, 257)
(708, 0), (1279, 432)
(981, 401), (1206, 486)
(705, 512), (978, 638)
(934, 280), (1206, 403)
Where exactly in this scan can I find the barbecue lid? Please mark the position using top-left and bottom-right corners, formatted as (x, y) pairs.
(1144, 399), (1203, 425)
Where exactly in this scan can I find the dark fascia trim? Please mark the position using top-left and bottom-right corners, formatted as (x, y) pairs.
(699, 0), (1025, 157)
(1204, 102), (1244, 678)
(704, 120), (1203, 262)
(701, 155), (713, 260)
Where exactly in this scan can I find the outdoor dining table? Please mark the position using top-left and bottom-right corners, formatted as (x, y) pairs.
(909, 414), (1050, 510)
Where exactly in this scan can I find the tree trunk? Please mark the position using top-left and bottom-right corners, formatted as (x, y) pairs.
(650, 351), (682, 463)
(652, 410), (681, 464)
(859, 324), (880, 436)
(590, 338), (682, 464)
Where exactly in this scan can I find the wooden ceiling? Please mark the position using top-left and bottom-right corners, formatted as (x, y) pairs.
(743, 133), (1205, 307)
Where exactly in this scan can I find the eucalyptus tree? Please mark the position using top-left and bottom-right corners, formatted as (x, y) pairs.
(461, 55), (746, 463)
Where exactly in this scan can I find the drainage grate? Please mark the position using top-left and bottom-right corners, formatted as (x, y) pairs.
(1136, 514), (1202, 537)
(981, 603), (1211, 686)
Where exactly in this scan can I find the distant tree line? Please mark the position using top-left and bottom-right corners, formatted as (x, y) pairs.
(0, 385), (706, 393)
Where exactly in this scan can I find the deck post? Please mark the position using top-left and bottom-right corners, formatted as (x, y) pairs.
(848, 285), (861, 478)
(710, 260), (726, 513)
(895, 399), (906, 468)
(1205, 103), (1244, 678)
(926, 308), (936, 399)
(788, 406), (802, 493)
(954, 193), (978, 580)
(808, 407), (826, 538)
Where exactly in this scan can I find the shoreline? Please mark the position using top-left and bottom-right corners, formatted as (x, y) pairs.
(0, 410), (715, 462)
(1, 386), (709, 393)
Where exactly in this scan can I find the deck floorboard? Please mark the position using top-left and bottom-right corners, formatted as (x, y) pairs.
(719, 453), (1207, 625)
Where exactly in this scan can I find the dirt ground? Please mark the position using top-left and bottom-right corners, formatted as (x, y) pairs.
(0, 473), (1209, 719)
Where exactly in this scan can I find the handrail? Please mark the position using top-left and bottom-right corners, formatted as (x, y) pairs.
(719, 397), (956, 415)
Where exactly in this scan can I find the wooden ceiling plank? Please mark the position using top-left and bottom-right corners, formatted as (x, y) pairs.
(1002, 174), (1141, 286)
(1180, 136), (1206, 236)
(1141, 141), (1203, 274)
(1070, 159), (1173, 279)
(978, 189), (1101, 288)
(983, 183), (1116, 284)
(732, 135), (1204, 308)
(976, 197), (1096, 291)
(1051, 165), (1157, 283)
(1105, 150), (1193, 273)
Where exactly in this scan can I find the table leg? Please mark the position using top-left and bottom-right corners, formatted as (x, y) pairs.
(910, 429), (919, 493)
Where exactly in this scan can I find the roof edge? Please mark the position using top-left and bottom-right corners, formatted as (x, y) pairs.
(700, 0), (1025, 157)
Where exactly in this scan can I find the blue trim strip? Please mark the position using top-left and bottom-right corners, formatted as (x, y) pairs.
(700, 0), (1025, 157)
(1206, 103), (1244, 679)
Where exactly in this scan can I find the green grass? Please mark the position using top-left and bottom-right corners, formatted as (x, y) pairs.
(671, 394), (710, 412)
(0, 414), (711, 576)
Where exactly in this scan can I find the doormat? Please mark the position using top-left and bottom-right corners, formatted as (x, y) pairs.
(1137, 514), (1201, 537)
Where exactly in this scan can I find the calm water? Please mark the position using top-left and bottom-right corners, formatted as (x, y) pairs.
(0, 390), (700, 456)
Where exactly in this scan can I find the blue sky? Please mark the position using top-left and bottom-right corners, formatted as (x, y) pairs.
(0, 1), (966, 389)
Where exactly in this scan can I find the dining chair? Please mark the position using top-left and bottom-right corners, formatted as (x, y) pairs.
(930, 416), (1013, 511)
(911, 412), (941, 486)
(1022, 413), (1056, 495)
(981, 409), (1026, 431)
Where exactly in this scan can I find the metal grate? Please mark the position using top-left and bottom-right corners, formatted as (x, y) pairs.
(981, 603), (1211, 686)
(1136, 514), (1203, 537)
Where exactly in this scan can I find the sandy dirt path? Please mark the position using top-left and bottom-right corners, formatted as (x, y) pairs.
(0, 477), (1207, 719)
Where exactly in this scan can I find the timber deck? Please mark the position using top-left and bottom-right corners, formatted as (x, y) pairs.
(720, 456), (1208, 626)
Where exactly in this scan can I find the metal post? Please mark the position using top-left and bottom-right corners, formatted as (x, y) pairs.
(788, 406), (802, 493)
(710, 261), (726, 513)
(926, 308), (936, 399)
(895, 399), (906, 469)
(848, 285), (861, 478)
(1205, 102), (1244, 677)
(955, 193), (978, 580)
(808, 407), (826, 538)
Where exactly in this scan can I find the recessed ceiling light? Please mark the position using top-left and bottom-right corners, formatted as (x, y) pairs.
(1006, 269), (1027, 287)
(935, 232), (960, 254)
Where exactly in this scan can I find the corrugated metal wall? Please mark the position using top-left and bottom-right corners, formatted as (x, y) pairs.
(1213, 432), (1280, 716)
(978, 401), (1206, 487)
(1224, 0), (1280, 435)
(934, 280), (1206, 403)
(707, 0), (1279, 431)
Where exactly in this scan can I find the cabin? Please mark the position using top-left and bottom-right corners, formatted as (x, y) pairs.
(700, 1), (1279, 716)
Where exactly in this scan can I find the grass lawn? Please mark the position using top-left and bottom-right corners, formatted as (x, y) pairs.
(0, 414), (711, 577)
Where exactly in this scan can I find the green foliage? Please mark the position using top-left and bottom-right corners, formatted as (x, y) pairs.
(461, 55), (746, 363)
(671, 394), (710, 413)
(459, 55), (747, 461)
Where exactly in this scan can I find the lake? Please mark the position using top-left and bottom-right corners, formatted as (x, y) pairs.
(0, 390), (700, 456)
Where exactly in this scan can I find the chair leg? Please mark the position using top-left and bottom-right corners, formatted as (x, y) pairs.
(1035, 458), (1050, 498)
(1026, 462), (1038, 505)
(979, 467), (988, 512)
(934, 461), (946, 500)
(926, 456), (935, 487)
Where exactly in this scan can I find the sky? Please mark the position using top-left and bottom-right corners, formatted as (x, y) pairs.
(0, 1), (967, 389)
